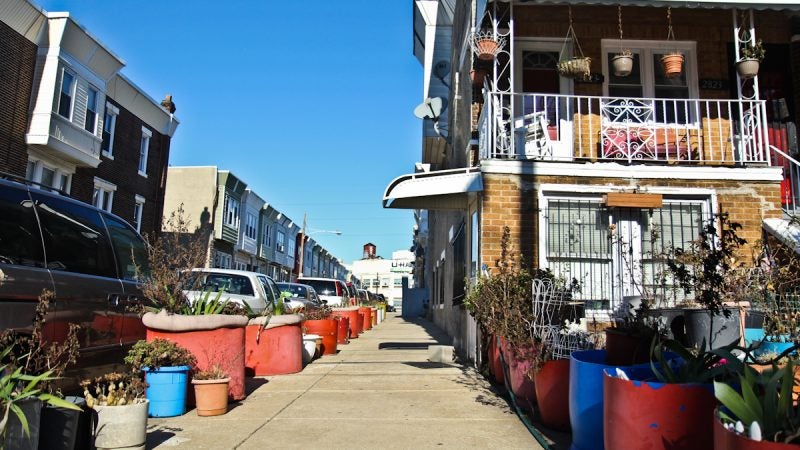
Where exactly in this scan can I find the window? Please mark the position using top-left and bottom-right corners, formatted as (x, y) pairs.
(101, 103), (119, 156)
(393, 278), (403, 288)
(40, 167), (55, 191)
(245, 213), (257, 240)
(138, 127), (151, 176)
(451, 222), (466, 305)
(381, 278), (389, 288)
(104, 214), (148, 280)
(57, 69), (75, 119)
(287, 239), (295, 258)
(234, 261), (247, 271)
(199, 273), (254, 296)
(92, 177), (116, 213)
(214, 251), (232, 269)
(223, 194), (239, 228)
(84, 87), (99, 133)
(0, 185), (46, 267)
(276, 231), (286, 252)
(263, 224), (272, 246)
(31, 192), (115, 278)
(133, 195), (145, 232)
(470, 211), (479, 279)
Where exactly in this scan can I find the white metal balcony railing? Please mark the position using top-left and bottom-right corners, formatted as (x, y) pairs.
(479, 92), (771, 166)
(771, 144), (800, 218)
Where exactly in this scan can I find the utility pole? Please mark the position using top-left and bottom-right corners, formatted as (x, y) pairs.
(297, 212), (307, 279)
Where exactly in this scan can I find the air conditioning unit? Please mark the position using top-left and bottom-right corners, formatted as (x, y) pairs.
(277, 244), (285, 252)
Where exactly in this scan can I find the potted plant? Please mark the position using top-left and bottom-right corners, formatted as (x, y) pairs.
(137, 206), (249, 401)
(736, 38), (765, 80)
(124, 338), (196, 417)
(604, 338), (742, 449)
(749, 243), (799, 356)
(604, 297), (664, 366)
(714, 359), (800, 448)
(556, 9), (591, 81)
(611, 49), (634, 77)
(302, 306), (338, 356)
(470, 30), (505, 61)
(191, 365), (230, 417)
(245, 297), (304, 376)
(666, 212), (748, 350)
(82, 372), (148, 450)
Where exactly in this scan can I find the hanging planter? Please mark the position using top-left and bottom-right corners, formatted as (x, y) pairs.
(661, 7), (684, 79)
(612, 50), (634, 77)
(470, 30), (505, 61)
(736, 38), (764, 80)
(557, 6), (591, 80)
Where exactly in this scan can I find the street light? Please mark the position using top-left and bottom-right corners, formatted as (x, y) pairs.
(297, 212), (341, 278)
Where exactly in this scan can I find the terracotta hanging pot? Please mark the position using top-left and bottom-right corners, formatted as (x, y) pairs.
(475, 38), (500, 61)
(660, 53), (684, 78)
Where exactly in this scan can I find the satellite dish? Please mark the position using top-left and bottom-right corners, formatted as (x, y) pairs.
(434, 60), (451, 79)
(413, 97), (445, 120)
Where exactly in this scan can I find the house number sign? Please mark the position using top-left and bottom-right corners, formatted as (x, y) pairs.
(700, 79), (728, 90)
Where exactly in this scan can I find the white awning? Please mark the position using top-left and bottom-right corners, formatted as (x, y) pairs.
(383, 167), (483, 210)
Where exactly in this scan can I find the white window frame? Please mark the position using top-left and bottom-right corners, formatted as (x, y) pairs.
(84, 86), (99, 134)
(263, 224), (272, 247)
(138, 127), (152, 177)
(101, 102), (119, 158)
(276, 231), (286, 253)
(27, 159), (71, 194)
(601, 39), (699, 100)
(214, 251), (232, 269)
(287, 239), (295, 258)
(93, 177), (117, 213)
(56, 67), (76, 120)
(133, 195), (145, 232)
(245, 213), (257, 240)
(223, 193), (240, 229)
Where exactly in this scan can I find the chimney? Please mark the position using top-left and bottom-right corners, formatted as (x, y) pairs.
(161, 95), (176, 114)
(363, 243), (376, 259)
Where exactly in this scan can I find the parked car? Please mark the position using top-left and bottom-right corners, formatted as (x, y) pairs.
(0, 177), (149, 386)
(276, 282), (323, 311)
(184, 268), (280, 314)
(295, 277), (348, 306)
(345, 282), (358, 305)
(357, 289), (368, 304)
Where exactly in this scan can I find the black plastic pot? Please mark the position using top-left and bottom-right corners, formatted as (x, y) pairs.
(684, 308), (741, 349)
(3, 398), (42, 450)
(37, 396), (91, 450)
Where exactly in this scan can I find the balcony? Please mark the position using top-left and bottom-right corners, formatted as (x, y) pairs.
(479, 92), (771, 166)
(26, 112), (102, 168)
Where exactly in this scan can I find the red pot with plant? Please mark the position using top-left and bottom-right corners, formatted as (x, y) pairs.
(335, 316), (349, 345)
(534, 359), (571, 431)
(331, 307), (362, 338)
(303, 306), (338, 355)
(359, 307), (373, 331)
(244, 314), (303, 376)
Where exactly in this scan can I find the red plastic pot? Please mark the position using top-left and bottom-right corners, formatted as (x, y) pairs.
(331, 308), (362, 338)
(713, 409), (792, 449)
(303, 319), (338, 355)
(146, 326), (246, 401)
(534, 359), (570, 431)
(371, 308), (378, 326)
(244, 323), (302, 376)
(359, 307), (373, 331)
(335, 317), (349, 344)
(605, 328), (653, 366)
(604, 368), (716, 450)
(487, 335), (504, 384)
(500, 339), (536, 406)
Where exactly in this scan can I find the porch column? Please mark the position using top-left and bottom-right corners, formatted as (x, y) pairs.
(790, 16), (800, 125)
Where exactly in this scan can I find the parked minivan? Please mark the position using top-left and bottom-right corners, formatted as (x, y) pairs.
(295, 277), (348, 306)
(0, 178), (148, 385)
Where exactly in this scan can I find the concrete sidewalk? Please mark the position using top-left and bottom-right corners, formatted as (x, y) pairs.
(147, 313), (540, 449)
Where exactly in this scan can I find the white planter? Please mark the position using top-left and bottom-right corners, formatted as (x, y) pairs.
(736, 58), (760, 80)
(302, 334), (320, 363)
(93, 399), (148, 450)
(611, 54), (633, 77)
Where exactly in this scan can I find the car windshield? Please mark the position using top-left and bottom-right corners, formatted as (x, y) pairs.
(190, 273), (254, 296)
(299, 279), (337, 296)
(277, 283), (307, 298)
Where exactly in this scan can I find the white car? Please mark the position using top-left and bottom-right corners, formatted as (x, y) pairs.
(295, 277), (349, 307)
(184, 268), (281, 314)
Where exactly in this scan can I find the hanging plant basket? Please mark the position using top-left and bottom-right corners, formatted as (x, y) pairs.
(611, 51), (633, 77)
(470, 31), (505, 61)
(736, 58), (760, 80)
(660, 53), (684, 78)
(557, 57), (591, 80)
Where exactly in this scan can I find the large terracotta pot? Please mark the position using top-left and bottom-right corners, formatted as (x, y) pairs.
(500, 339), (536, 407)
(303, 319), (338, 355)
(335, 316), (349, 344)
(487, 335), (504, 384)
(604, 366), (716, 450)
(714, 408), (794, 449)
(331, 307), (362, 338)
(371, 307), (378, 326)
(143, 312), (248, 401)
(192, 378), (230, 417)
(534, 359), (570, 431)
(605, 328), (654, 366)
(359, 307), (373, 331)
(244, 315), (303, 376)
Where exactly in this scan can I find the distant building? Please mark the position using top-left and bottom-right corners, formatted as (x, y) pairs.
(350, 244), (415, 309)
(0, 0), (179, 236)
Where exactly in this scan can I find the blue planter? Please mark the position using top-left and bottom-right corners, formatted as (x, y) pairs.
(743, 327), (765, 347)
(569, 350), (654, 450)
(755, 338), (796, 357)
(144, 365), (190, 417)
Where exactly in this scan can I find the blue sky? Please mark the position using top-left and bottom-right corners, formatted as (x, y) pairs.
(37, 0), (422, 265)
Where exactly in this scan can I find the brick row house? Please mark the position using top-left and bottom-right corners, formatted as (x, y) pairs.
(385, 0), (800, 360)
(0, 0), (179, 236)
(163, 166), (349, 281)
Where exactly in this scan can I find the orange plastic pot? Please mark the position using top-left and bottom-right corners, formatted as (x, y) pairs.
(713, 408), (792, 449)
(534, 359), (570, 431)
(487, 335), (504, 384)
(192, 378), (229, 416)
(500, 339), (536, 406)
(359, 308), (373, 331)
(303, 319), (338, 355)
(331, 309), (361, 338)
(335, 317), (349, 344)
(147, 326), (246, 401)
(604, 367), (716, 450)
(371, 308), (378, 326)
(244, 323), (303, 376)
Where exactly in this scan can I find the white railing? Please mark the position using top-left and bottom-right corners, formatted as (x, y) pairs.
(480, 92), (770, 165)
(771, 144), (800, 218)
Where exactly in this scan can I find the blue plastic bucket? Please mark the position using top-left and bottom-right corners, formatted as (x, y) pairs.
(743, 328), (765, 347)
(144, 366), (190, 417)
(569, 350), (654, 450)
(755, 338), (796, 357)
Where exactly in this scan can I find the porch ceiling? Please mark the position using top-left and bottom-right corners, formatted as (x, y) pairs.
(504, 0), (800, 11)
(383, 167), (483, 210)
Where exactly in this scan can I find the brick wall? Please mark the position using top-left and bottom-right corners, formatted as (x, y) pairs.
(480, 173), (782, 269)
(0, 20), (36, 177)
(72, 98), (171, 237)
